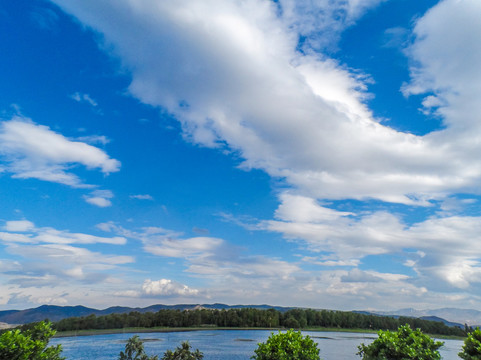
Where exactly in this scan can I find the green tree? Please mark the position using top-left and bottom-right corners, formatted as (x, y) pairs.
(119, 335), (158, 360)
(357, 324), (444, 360)
(459, 327), (481, 359)
(0, 321), (64, 360)
(252, 330), (321, 360)
(162, 341), (203, 360)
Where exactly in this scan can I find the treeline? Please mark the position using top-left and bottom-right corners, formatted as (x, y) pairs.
(53, 308), (467, 336)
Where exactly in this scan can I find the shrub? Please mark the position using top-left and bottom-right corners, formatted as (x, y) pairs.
(459, 327), (481, 360)
(0, 321), (64, 360)
(357, 324), (443, 360)
(252, 329), (321, 360)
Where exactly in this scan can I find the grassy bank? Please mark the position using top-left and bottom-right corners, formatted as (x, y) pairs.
(54, 326), (272, 337)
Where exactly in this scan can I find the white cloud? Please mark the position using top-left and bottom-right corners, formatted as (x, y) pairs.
(0, 117), (120, 187)
(0, 219), (126, 245)
(0, 232), (32, 243)
(75, 135), (110, 145)
(4, 220), (34, 232)
(142, 279), (199, 297)
(130, 194), (154, 200)
(403, 0), (481, 127)
(84, 190), (114, 207)
(144, 236), (224, 258)
(70, 92), (98, 107)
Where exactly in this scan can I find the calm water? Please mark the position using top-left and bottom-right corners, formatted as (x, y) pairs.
(51, 329), (464, 360)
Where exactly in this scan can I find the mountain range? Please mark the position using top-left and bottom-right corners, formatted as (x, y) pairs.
(368, 308), (481, 327)
(0, 303), (294, 325)
(1, 304), (480, 327)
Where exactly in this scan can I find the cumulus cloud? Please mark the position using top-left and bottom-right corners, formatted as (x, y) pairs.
(0, 116), (120, 187)
(4, 220), (35, 232)
(84, 190), (114, 207)
(142, 279), (199, 297)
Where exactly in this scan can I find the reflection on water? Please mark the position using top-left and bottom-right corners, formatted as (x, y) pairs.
(51, 329), (463, 360)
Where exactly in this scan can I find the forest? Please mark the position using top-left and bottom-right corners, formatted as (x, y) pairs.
(52, 307), (467, 337)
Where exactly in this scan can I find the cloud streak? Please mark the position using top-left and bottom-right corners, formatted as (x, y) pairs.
(0, 116), (120, 187)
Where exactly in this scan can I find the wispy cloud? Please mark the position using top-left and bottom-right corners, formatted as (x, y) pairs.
(261, 193), (481, 292)
(0, 219), (126, 245)
(130, 194), (154, 200)
(0, 219), (132, 293)
(70, 92), (98, 107)
(97, 223), (302, 297)
(30, 6), (59, 31)
(0, 116), (120, 187)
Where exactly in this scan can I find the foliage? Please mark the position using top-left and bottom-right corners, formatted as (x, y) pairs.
(0, 321), (64, 360)
(251, 329), (320, 360)
(119, 335), (158, 360)
(53, 307), (467, 337)
(459, 327), (481, 359)
(162, 341), (203, 360)
(357, 324), (444, 360)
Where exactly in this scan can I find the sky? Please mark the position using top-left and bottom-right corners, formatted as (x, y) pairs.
(1, 0), (481, 312)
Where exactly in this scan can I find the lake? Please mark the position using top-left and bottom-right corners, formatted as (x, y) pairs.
(51, 329), (464, 360)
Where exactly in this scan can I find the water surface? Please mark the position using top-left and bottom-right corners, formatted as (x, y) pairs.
(51, 329), (464, 360)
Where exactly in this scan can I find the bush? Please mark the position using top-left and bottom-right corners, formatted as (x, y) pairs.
(0, 321), (64, 360)
(357, 324), (444, 360)
(161, 341), (203, 360)
(252, 329), (321, 360)
(459, 327), (481, 360)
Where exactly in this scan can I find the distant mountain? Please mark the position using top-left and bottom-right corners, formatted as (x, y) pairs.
(418, 316), (464, 329)
(5, 303), (479, 328)
(365, 308), (481, 326)
(0, 305), (99, 325)
(353, 311), (465, 329)
(0, 303), (295, 325)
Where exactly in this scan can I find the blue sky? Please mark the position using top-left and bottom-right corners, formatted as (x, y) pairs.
(1, 0), (481, 312)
